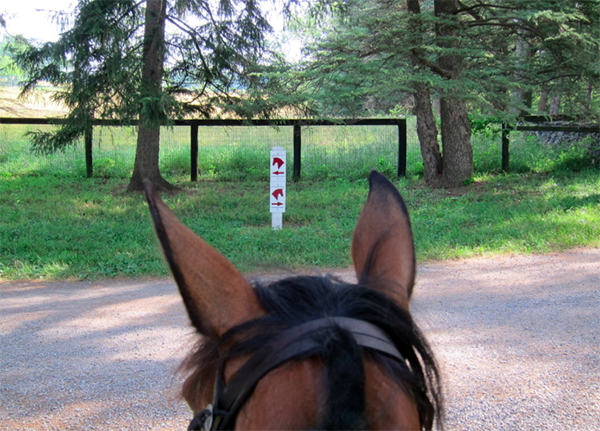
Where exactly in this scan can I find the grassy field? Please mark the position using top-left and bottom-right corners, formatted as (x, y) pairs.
(1, 121), (599, 281)
(0, 86), (69, 118)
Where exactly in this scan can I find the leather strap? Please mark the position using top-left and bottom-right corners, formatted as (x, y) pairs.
(190, 317), (404, 430)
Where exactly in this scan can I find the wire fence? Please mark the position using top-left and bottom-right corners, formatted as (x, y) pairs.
(0, 119), (424, 181)
(1, 116), (596, 184)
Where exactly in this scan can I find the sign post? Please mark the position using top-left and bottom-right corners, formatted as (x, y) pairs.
(270, 147), (286, 229)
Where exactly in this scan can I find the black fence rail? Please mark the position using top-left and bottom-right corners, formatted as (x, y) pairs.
(0, 117), (408, 181)
(501, 116), (600, 172)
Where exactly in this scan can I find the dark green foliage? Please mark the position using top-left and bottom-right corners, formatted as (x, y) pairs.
(16, 1), (145, 153)
(271, 0), (600, 122)
(469, 114), (502, 138)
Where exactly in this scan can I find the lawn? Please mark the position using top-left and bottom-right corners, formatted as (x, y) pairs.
(1, 170), (598, 281)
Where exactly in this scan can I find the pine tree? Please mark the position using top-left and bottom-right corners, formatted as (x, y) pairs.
(283, 0), (599, 187)
(15, 0), (272, 190)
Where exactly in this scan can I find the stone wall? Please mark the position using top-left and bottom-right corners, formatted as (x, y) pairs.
(523, 121), (600, 167)
(526, 121), (600, 147)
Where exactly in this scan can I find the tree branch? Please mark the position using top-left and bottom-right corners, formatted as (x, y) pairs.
(411, 48), (455, 79)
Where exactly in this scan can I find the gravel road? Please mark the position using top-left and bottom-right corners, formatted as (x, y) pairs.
(1, 248), (599, 430)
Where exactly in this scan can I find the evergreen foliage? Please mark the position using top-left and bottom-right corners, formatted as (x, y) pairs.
(14, 0), (274, 156)
(254, 0), (600, 187)
(7, 1), (600, 188)
(1, 36), (28, 86)
(280, 0), (599, 121)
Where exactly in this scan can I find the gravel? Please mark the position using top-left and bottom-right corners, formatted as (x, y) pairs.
(1, 248), (599, 430)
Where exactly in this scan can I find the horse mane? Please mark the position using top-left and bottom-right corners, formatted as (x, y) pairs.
(179, 274), (443, 430)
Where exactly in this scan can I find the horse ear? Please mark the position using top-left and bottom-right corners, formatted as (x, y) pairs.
(351, 171), (416, 311)
(143, 180), (263, 338)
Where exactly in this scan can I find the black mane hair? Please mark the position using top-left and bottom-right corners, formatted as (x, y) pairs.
(181, 274), (443, 430)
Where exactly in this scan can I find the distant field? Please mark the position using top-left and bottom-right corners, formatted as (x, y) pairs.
(0, 86), (69, 118)
(0, 85), (422, 180)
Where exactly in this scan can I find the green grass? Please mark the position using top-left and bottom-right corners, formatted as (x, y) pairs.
(1, 120), (599, 281)
(1, 171), (599, 281)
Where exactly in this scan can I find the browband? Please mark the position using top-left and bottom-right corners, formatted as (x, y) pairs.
(189, 317), (405, 431)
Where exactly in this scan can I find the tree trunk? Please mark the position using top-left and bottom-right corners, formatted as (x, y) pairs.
(538, 87), (549, 113)
(413, 82), (443, 186)
(585, 81), (593, 103)
(584, 81), (594, 115)
(407, 0), (442, 187)
(550, 92), (561, 116)
(128, 0), (173, 192)
(511, 29), (533, 117)
(435, 0), (473, 187)
(440, 98), (472, 187)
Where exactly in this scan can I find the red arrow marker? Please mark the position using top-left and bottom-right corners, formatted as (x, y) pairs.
(272, 171), (284, 175)
(272, 202), (284, 206)
(272, 157), (285, 169)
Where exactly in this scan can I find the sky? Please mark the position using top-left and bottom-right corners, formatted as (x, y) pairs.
(2, 1), (75, 42)
(2, 1), (302, 60)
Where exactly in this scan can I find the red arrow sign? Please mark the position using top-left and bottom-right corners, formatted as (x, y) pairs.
(272, 157), (285, 169)
(272, 202), (284, 207)
(272, 171), (284, 175)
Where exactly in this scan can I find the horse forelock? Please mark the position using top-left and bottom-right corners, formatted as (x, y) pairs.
(179, 274), (443, 430)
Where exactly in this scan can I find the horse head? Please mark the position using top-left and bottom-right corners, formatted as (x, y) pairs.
(144, 171), (442, 430)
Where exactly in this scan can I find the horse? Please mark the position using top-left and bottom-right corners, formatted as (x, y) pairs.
(143, 171), (443, 430)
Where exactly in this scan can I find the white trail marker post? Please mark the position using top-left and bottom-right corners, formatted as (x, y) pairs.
(270, 147), (286, 229)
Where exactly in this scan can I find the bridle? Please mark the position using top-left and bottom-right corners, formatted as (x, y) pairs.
(188, 317), (406, 431)
(188, 317), (406, 430)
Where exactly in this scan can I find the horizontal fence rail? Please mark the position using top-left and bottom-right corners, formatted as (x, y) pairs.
(501, 117), (600, 172)
(4, 115), (596, 179)
(0, 117), (407, 181)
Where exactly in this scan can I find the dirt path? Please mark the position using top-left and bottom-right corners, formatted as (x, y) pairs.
(1, 249), (599, 430)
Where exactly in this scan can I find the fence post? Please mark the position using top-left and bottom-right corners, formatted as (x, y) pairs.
(397, 120), (407, 177)
(502, 123), (510, 173)
(85, 124), (93, 178)
(191, 121), (199, 182)
(293, 123), (301, 181)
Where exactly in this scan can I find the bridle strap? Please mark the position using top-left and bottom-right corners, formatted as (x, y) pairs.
(331, 317), (404, 360)
(189, 317), (404, 431)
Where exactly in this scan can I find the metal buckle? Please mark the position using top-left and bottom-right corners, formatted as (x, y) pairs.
(188, 404), (214, 431)
(202, 404), (214, 431)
